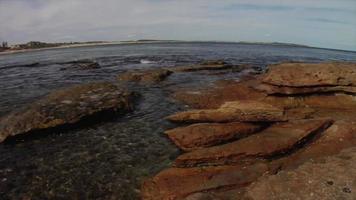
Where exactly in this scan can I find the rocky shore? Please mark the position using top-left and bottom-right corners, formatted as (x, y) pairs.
(0, 59), (355, 199)
(141, 62), (356, 200)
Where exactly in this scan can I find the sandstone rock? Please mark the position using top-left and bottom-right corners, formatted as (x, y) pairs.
(276, 120), (356, 169)
(172, 81), (266, 109)
(141, 162), (274, 200)
(255, 83), (356, 95)
(244, 147), (356, 200)
(0, 82), (135, 143)
(117, 69), (172, 83)
(263, 62), (356, 87)
(166, 122), (264, 152)
(167, 101), (285, 123)
(174, 119), (332, 167)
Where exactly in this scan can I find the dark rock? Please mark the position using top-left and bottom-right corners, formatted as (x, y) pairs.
(117, 69), (173, 83)
(60, 59), (100, 70)
(0, 82), (135, 143)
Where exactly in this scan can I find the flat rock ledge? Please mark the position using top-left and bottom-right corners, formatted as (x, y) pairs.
(167, 101), (286, 123)
(0, 82), (136, 143)
(117, 69), (173, 84)
(142, 61), (356, 200)
(244, 147), (356, 200)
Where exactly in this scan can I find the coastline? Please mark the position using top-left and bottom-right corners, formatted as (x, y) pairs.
(1, 40), (355, 56)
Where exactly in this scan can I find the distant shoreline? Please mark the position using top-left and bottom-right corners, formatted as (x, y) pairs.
(0, 40), (354, 56)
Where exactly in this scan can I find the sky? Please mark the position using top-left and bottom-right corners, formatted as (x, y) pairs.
(0, 0), (355, 51)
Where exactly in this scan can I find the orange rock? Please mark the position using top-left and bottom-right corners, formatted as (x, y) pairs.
(276, 120), (356, 169)
(174, 119), (332, 167)
(172, 81), (266, 109)
(166, 122), (264, 152)
(263, 62), (356, 87)
(244, 147), (356, 200)
(255, 83), (356, 95)
(141, 162), (274, 200)
(167, 101), (285, 123)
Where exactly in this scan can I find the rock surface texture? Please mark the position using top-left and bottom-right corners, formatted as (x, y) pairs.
(142, 61), (356, 200)
(166, 122), (264, 152)
(262, 62), (356, 87)
(118, 69), (173, 83)
(167, 101), (286, 123)
(0, 82), (135, 142)
(244, 147), (356, 200)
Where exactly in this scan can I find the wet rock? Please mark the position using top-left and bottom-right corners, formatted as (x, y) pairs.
(0, 82), (135, 143)
(244, 147), (356, 200)
(174, 119), (332, 167)
(173, 81), (266, 109)
(117, 69), (173, 83)
(167, 100), (285, 123)
(255, 83), (356, 95)
(263, 62), (356, 87)
(166, 122), (265, 152)
(141, 162), (274, 200)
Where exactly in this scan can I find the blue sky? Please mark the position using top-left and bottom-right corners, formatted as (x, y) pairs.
(0, 0), (355, 51)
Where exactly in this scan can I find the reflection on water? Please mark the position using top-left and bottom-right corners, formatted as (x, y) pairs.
(0, 42), (355, 199)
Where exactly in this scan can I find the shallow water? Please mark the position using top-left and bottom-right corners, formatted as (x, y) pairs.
(0, 42), (355, 199)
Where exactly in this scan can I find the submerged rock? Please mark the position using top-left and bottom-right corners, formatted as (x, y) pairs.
(167, 100), (285, 123)
(172, 60), (244, 72)
(263, 62), (356, 87)
(166, 122), (264, 152)
(117, 69), (173, 83)
(174, 119), (332, 167)
(0, 82), (135, 143)
(244, 147), (356, 200)
(60, 59), (100, 70)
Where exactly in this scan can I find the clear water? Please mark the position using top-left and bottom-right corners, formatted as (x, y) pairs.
(0, 42), (355, 199)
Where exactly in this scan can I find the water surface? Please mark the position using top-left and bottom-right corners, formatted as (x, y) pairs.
(0, 42), (355, 199)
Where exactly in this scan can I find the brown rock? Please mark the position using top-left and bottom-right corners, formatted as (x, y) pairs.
(117, 69), (172, 83)
(174, 119), (332, 167)
(263, 62), (356, 87)
(166, 122), (265, 152)
(277, 120), (356, 169)
(167, 101), (285, 123)
(141, 162), (274, 200)
(0, 82), (135, 143)
(173, 80), (266, 109)
(255, 83), (356, 95)
(244, 147), (356, 200)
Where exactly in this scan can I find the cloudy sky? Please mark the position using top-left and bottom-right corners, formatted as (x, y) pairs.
(0, 0), (355, 51)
